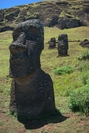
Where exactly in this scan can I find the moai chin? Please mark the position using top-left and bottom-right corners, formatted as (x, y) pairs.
(58, 34), (68, 56)
(9, 19), (55, 118)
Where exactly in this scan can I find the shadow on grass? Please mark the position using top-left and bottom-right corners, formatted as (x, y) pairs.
(17, 109), (69, 129)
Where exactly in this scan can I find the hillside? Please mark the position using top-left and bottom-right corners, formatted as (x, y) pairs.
(0, 0), (89, 32)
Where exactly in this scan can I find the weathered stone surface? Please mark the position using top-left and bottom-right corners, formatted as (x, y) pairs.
(77, 6), (89, 26)
(0, 26), (14, 32)
(15, 9), (27, 23)
(49, 15), (59, 27)
(5, 8), (20, 21)
(48, 37), (56, 49)
(57, 17), (80, 29)
(9, 19), (44, 78)
(58, 34), (68, 56)
(0, 10), (4, 22)
(10, 69), (55, 117)
(56, 1), (68, 5)
(9, 19), (55, 118)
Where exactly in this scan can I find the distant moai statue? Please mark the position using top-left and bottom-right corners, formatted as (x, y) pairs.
(58, 34), (68, 56)
(48, 37), (56, 49)
(79, 39), (89, 48)
(9, 19), (55, 118)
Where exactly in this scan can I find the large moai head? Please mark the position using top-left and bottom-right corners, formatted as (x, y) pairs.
(58, 34), (68, 56)
(9, 19), (44, 78)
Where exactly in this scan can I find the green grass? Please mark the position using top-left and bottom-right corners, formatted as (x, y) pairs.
(42, 26), (89, 113)
(69, 85), (89, 115)
(53, 65), (74, 75)
(78, 50), (89, 60)
(0, 31), (12, 109)
(44, 26), (89, 43)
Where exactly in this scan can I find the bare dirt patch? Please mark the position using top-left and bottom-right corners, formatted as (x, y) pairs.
(0, 108), (89, 133)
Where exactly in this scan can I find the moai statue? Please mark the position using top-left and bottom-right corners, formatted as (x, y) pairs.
(9, 19), (55, 118)
(79, 39), (89, 48)
(48, 37), (56, 49)
(58, 34), (68, 56)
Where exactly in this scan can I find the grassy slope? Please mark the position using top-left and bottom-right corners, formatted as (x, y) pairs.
(0, 26), (89, 132)
(41, 26), (89, 112)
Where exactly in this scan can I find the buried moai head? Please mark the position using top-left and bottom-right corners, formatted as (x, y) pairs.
(79, 39), (89, 48)
(48, 37), (56, 49)
(9, 19), (44, 78)
(58, 34), (68, 56)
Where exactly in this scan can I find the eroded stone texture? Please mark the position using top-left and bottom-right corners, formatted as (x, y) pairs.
(9, 19), (55, 118)
(58, 34), (68, 56)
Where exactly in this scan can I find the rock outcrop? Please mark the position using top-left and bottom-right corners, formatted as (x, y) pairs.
(57, 16), (80, 29)
(0, 0), (89, 32)
(9, 19), (55, 118)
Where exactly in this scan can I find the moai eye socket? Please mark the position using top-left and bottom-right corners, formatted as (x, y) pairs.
(13, 26), (41, 42)
(26, 26), (41, 41)
(13, 28), (23, 41)
(28, 26), (40, 33)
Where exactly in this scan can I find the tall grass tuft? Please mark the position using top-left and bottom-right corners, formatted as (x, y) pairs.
(53, 65), (74, 75)
(69, 85), (89, 116)
(78, 50), (89, 61)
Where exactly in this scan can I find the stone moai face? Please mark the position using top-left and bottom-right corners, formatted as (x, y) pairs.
(9, 19), (44, 78)
(48, 37), (56, 49)
(58, 34), (68, 56)
(9, 19), (55, 118)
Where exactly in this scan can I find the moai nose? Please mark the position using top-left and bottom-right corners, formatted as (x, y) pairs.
(9, 32), (26, 54)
